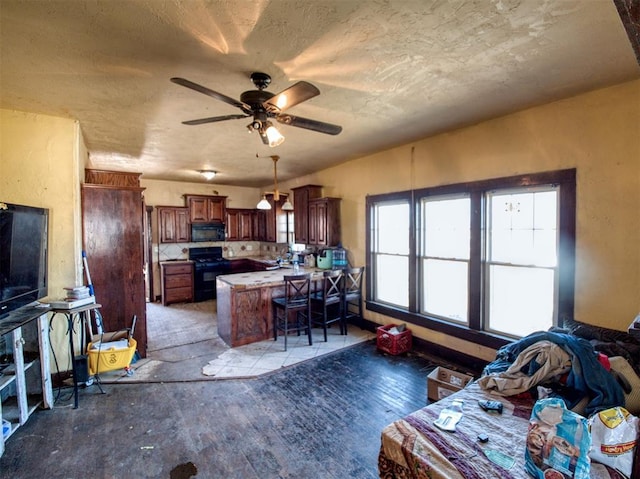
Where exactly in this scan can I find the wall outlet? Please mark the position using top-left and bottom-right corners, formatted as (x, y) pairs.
(246, 245), (253, 251)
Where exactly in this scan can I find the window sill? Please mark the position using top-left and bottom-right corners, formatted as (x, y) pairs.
(366, 301), (512, 350)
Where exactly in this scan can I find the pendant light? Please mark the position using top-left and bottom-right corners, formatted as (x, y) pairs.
(256, 155), (291, 210)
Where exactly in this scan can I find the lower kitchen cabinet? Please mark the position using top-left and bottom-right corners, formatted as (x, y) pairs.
(161, 262), (194, 306)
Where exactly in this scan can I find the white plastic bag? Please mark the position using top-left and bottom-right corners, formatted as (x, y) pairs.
(589, 407), (638, 478)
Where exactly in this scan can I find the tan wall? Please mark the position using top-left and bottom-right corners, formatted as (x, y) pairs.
(1, 108), (85, 371)
(281, 80), (640, 361)
(4, 80), (639, 364)
(1, 109), (84, 297)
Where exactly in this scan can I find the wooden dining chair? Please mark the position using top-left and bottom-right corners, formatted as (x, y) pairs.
(272, 273), (312, 351)
(343, 266), (365, 330)
(310, 269), (345, 341)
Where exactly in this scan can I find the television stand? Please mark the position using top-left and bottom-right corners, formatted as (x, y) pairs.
(0, 305), (53, 457)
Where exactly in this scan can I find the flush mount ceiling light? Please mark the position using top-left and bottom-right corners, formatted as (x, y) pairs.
(198, 170), (217, 180)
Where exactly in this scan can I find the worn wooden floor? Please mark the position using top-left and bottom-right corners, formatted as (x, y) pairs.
(0, 340), (451, 479)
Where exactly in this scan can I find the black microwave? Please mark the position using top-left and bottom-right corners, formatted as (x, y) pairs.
(191, 223), (225, 242)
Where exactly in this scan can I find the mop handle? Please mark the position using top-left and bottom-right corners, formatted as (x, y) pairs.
(82, 250), (95, 296)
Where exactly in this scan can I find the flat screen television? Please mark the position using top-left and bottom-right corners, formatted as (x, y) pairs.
(0, 202), (49, 317)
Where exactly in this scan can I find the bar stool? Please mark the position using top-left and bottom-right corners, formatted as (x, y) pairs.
(343, 266), (365, 329)
(310, 269), (345, 341)
(272, 273), (312, 351)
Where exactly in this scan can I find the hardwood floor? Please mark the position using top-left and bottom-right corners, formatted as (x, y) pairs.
(0, 341), (445, 479)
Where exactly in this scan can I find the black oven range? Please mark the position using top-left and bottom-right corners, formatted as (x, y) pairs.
(188, 246), (230, 302)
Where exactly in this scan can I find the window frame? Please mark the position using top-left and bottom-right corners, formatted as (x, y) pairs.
(365, 169), (576, 350)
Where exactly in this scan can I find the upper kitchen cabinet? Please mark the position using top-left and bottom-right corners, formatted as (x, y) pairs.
(309, 197), (341, 246)
(292, 185), (322, 244)
(254, 210), (266, 241)
(292, 185), (340, 246)
(157, 206), (190, 243)
(185, 195), (227, 223)
(226, 208), (255, 241)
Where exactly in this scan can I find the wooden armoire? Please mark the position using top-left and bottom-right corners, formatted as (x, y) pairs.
(81, 169), (147, 357)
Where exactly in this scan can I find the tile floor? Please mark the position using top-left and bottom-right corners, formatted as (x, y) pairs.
(97, 300), (374, 383)
(201, 327), (374, 378)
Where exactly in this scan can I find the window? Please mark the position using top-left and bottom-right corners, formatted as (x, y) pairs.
(366, 170), (575, 348)
(369, 195), (411, 307)
(420, 195), (470, 323)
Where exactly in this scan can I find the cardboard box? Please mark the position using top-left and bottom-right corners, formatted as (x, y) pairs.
(427, 366), (473, 402)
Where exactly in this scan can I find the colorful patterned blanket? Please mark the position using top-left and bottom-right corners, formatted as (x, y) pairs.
(378, 382), (628, 479)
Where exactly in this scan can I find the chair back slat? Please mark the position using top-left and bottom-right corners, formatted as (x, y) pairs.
(324, 269), (343, 301)
(344, 267), (364, 296)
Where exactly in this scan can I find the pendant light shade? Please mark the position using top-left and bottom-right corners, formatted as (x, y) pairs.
(257, 195), (271, 210)
(282, 197), (293, 211)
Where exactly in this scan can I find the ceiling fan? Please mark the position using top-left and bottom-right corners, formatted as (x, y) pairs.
(170, 72), (342, 147)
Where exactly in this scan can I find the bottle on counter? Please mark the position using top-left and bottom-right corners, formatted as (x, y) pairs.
(304, 254), (315, 268)
(293, 260), (300, 273)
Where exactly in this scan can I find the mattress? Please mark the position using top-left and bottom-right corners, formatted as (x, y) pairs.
(378, 382), (628, 479)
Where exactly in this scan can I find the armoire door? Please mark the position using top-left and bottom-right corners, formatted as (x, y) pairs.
(81, 184), (147, 357)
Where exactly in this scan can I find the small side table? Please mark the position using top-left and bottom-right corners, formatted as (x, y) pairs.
(49, 303), (102, 409)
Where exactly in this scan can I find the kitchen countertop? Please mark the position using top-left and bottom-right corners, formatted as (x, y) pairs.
(217, 267), (326, 289)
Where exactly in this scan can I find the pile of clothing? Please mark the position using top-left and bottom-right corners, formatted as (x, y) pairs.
(479, 330), (625, 416)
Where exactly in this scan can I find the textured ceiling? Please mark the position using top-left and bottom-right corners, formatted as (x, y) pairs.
(1, 0), (638, 188)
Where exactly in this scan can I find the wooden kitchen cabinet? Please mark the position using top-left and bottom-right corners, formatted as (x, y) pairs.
(185, 195), (227, 223)
(308, 197), (341, 246)
(292, 185), (322, 244)
(157, 206), (190, 243)
(263, 194), (290, 243)
(254, 210), (266, 241)
(161, 262), (194, 306)
(226, 208), (255, 241)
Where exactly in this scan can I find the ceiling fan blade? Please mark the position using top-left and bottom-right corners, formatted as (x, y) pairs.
(171, 77), (251, 113)
(264, 81), (320, 113)
(182, 114), (248, 126)
(276, 114), (342, 135)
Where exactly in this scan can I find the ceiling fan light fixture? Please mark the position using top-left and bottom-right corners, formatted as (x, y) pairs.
(282, 196), (294, 211)
(199, 170), (217, 180)
(264, 121), (284, 147)
(257, 195), (271, 210)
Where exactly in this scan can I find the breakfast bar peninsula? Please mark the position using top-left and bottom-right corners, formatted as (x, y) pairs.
(216, 267), (324, 347)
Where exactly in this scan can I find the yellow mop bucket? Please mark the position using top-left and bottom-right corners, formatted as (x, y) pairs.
(87, 338), (137, 376)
